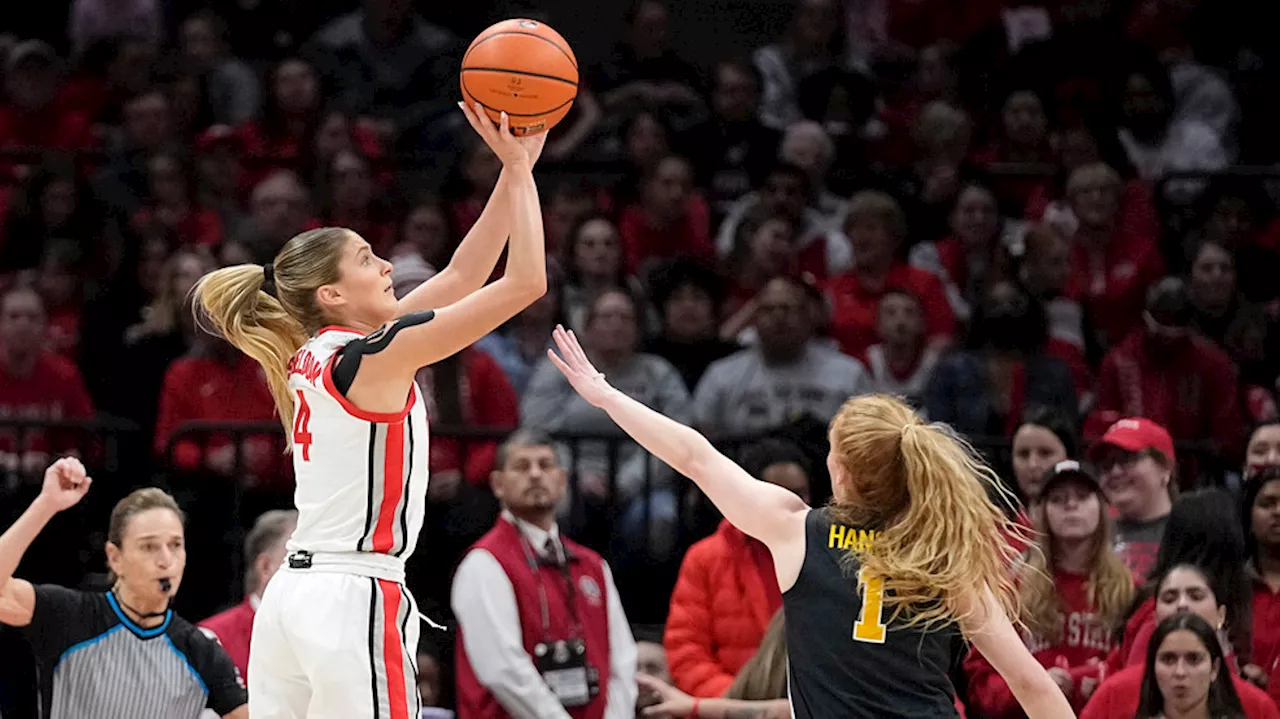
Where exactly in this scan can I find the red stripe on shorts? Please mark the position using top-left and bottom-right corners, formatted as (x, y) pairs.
(378, 578), (410, 719)
(371, 421), (406, 553)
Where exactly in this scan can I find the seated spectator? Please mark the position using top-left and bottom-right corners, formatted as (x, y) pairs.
(972, 87), (1054, 213)
(130, 150), (224, 248)
(321, 148), (393, 252)
(521, 288), (690, 560)
(0, 286), (94, 478)
(394, 196), (452, 271)
(966, 461), (1134, 717)
(198, 509), (298, 679)
(560, 214), (649, 335)
(1009, 407), (1079, 511)
(1065, 163), (1165, 349)
(178, 10), (261, 125)
(694, 276), (871, 436)
(665, 440), (809, 697)
(452, 430), (637, 717)
(543, 179), (599, 258)
(591, 0), (704, 120)
(880, 101), (975, 243)
(644, 259), (739, 392)
(1087, 418), (1176, 581)
(908, 180), (1008, 324)
(1080, 565), (1276, 719)
(753, 0), (844, 130)
(776, 121), (848, 227)
(924, 281), (1077, 437)
(0, 41), (94, 167)
(1188, 237), (1245, 348)
(1016, 224), (1092, 397)
(721, 209), (801, 318)
(823, 190), (955, 358)
(35, 242), (86, 360)
(618, 154), (714, 275)
(1244, 468), (1280, 704)
(1245, 422), (1280, 480)
(238, 170), (316, 259)
(1089, 277), (1246, 473)
(1137, 615), (1256, 719)
(862, 289), (941, 404)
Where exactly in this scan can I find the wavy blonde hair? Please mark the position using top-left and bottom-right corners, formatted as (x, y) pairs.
(192, 227), (351, 435)
(827, 394), (1027, 630)
(1019, 492), (1134, 642)
(725, 610), (788, 701)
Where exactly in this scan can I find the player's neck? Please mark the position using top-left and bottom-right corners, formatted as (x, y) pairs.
(1052, 537), (1092, 575)
(511, 510), (556, 533)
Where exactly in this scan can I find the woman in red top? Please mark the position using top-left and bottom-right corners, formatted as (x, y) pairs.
(721, 208), (799, 318)
(972, 88), (1053, 214)
(1243, 467), (1280, 705)
(823, 190), (955, 358)
(617, 154), (714, 274)
(908, 180), (1008, 324)
(1135, 613), (1252, 719)
(966, 461), (1135, 717)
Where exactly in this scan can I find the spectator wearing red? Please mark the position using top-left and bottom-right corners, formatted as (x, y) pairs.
(415, 348), (518, 490)
(721, 210), (800, 317)
(320, 148), (393, 253)
(198, 509), (297, 679)
(0, 286), (94, 477)
(1242, 468), (1280, 703)
(972, 88), (1054, 213)
(1016, 224), (1092, 397)
(966, 461), (1135, 717)
(617, 154), (714, 274)
(1087, 418), (1176, 581)
(130, 150), (224, 247)
(0, 42), (94, 174)
(1089, 277), (1246, 473)
(908, 181), (1008, 324)
(1080, 564), (1277, 719)
(874, 43), (961, 169)
(861, 288), (941, 404)
(35, 242), (85, 360)
(823, 190), (955, 359)
(924, 281), (1076, 438)
(1063, 163), (1165, 349)
(153, 326), (281, 485)
(664, 440), (810, 697)
(1136, 614), (1271, 719)
(194, 125), (249, 237)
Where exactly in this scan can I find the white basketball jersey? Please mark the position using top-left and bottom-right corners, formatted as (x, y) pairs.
(284, 327), (430, 560)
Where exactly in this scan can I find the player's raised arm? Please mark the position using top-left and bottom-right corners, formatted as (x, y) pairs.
(546, 326), (808, 551)
(396, 102), (547, 314)
(958, 585), (1076, 719)
(0, 458), (92, 626)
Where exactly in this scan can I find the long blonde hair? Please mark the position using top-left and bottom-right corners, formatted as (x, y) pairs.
(725, 610), (788, 701)
(827, 394), (1025, 630)
(193, 227), (351, 435)
(1019, 492), (1134, 642)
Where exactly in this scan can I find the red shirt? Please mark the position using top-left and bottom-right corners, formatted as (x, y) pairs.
(1080, 664), (1279, 719)
(418, 349), (519, 486)
(1253, 579), (1280, 707)
(153, 352), (284, 483)
(198, 598), (255, 679)
(1024, 180), (1160, 243)
(617, 196), (714, 273)
(823, 263), (956, 359)
(1066, 229), (1165, 349)
(965, 571), (1116, 717)
(0, 353), (95, 468)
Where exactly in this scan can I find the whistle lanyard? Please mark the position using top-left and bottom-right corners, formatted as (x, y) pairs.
(514, 527), (583, 643)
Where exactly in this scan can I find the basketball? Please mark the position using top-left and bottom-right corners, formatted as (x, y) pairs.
(460, 19), (578, 136)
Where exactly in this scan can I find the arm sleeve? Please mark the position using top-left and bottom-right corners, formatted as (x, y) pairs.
(601, 563), (638, 719)
(182, 628), (248, 715)
(19, 585), (95, 654)
(451, 550), (573, 719)
(664, 546), (735, 698)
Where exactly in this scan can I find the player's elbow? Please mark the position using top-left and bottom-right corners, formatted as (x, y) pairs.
(1006, 664), (1061, 706)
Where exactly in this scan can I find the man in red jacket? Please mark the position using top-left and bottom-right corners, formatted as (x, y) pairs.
(198, 509), (297, 679)
(452, 429), (637, 719)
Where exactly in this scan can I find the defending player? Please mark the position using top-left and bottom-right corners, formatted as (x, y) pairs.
(546, 327), (1074, 719)
(194, 103), (547, 719)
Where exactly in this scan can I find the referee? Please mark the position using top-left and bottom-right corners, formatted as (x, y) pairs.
(0, 457), (248, 719)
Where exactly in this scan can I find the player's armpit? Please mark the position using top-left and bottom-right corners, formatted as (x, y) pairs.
(0, 578), (35, 627)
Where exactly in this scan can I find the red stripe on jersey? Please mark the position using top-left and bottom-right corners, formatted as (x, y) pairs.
(378, 578), (411, 719)
(372, 420), (406, 553)
(321, 353), (416, 423)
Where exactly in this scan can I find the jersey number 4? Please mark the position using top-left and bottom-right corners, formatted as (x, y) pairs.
(854, 567), (888, 644)
(293, 390), (313, 461)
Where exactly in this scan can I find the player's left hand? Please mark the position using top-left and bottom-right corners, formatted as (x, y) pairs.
(635, 673), (693, 717)
(547, 325), (615, 409)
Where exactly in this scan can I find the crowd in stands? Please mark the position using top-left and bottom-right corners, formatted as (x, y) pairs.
(4, 0), (1280, 716)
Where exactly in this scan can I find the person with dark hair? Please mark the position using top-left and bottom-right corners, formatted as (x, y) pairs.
(1241, 466), (1280, 704)
(1009, 406), (1079, 506)
(1135, 613), (1247, 719)
(1089, 276), (1246, 478)
(1244, 422), (1280, 481)
(178, 9), (261, 125)
(644, 259), (739, 391)
(452, 428), (638, 718)
(908, 181), (1008, 324)
(664, 438), (809, 698)
(0, 458), (247, 718)
(1080, 563), (1277, 719)
(924, 280), (1076, 437)
(617, 154), (715, 275)
(591, 0), (703, 116)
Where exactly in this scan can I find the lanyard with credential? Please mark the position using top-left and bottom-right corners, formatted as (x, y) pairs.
(515, 529), (583, 642)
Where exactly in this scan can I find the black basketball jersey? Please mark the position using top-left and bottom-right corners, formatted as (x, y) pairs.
(782, 507), (961, 719)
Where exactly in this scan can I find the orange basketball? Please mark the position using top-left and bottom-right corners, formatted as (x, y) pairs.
(460, 19), (578, 136)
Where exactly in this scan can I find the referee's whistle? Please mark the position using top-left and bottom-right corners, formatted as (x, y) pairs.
(159, 577), (172, 593)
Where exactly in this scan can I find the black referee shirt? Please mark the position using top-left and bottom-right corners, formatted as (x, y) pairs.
(17, 585), (247, 719)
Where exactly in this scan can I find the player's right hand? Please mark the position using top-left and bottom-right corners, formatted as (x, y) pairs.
(458, 101), (529, 170)
(39, 456), (92, 512)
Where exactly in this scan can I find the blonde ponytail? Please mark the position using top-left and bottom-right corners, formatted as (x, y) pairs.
(194, 264), (308, 434)
(829, 395), (1026, 632)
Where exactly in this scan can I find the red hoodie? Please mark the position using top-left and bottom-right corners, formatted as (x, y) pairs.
(1079, 664), (1279, 719)
(1252, 578), (1280, 707)
(965, 571), (1116, 716)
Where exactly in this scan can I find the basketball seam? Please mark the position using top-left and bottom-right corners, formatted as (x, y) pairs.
(462, 31), (578, 72)
(458, 91), (577, 119)
(460, 67), (579, 87)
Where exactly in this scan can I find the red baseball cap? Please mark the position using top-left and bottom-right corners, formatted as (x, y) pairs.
(1088, 417), (1176, 465)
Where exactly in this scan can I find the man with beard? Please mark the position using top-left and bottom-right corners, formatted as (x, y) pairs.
(1089, 277), (1245, 481)
(451, 429), (638, 719)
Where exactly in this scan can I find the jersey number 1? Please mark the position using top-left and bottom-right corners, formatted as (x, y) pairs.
(854, 567), (888, 644)
(293, 390), (313, 461)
